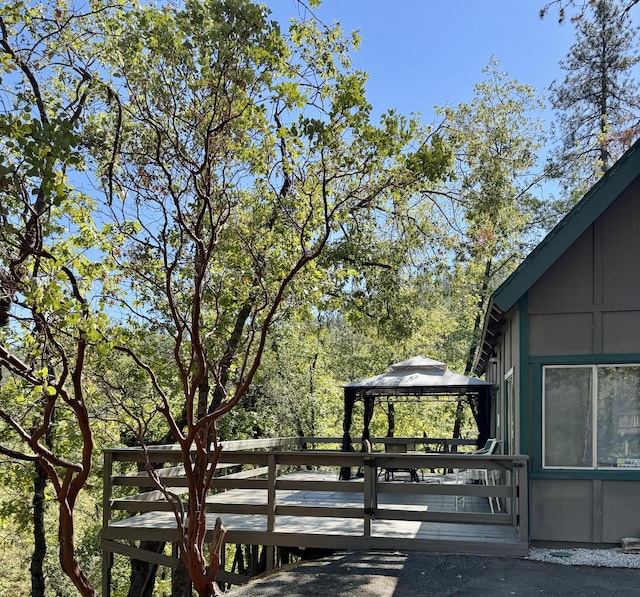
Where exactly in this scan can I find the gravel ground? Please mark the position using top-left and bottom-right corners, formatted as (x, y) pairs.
(527, 546), (640, 568)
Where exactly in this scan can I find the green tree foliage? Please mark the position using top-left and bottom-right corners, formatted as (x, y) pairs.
(250, 61), (562, 448)
(250, 314), (479, 443)
(549, 0), (640, 186)
(247, 318), (343, 440)
(425, 61), (551, 438)
(436, 59), (549, 374)
(316, 119), (453, 342)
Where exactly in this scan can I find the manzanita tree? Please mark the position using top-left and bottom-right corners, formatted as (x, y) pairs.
(0, 2), (119, 595)
(88, 0), (451, 594)
(1, 0), (451, 594)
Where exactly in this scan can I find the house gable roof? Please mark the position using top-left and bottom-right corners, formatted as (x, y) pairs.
(474, 139), (640, 376)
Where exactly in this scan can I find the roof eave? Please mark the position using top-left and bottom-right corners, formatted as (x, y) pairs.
(473, 298), (503, 377)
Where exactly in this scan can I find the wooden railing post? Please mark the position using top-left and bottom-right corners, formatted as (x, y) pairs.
(267, 453), (276, 534)
(103, 450), (113, 527)
(516, 457), (529, 547)
(101, 449), (113, 597)
(266, 453), (277, 571)
(363, 452), (376, 537)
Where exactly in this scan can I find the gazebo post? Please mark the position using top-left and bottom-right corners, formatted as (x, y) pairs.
(477, 387), (492, 448)
(339, 388), (357, 480)
(362, 396), (375, 446)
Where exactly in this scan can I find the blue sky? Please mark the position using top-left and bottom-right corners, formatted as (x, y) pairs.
(271, 1), (588, 129)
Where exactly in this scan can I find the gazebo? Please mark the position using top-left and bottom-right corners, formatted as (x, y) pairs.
(339, 356), (494, 479)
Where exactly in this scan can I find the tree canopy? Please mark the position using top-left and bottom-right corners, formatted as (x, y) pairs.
(0, 0), (628, 595)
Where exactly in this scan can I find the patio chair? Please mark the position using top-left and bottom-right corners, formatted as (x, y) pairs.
(351, 439), (373, 479)
(382, 442), (420, 482)
(455, 438), (501, 513)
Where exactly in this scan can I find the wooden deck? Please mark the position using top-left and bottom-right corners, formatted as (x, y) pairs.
(101, 438), (529, 593)
(105, 470), (520, 544)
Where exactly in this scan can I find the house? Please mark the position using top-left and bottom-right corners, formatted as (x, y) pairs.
(474, 139), (640, 546)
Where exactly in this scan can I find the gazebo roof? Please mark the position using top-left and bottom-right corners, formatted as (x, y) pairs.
(344, 355), (493, 397)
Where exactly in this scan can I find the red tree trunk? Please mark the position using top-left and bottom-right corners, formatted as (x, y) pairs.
(58, 501), (98, 597)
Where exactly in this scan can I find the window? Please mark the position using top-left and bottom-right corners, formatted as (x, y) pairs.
(543, 364), (640, 469)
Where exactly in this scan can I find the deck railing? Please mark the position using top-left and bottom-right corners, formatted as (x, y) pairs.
(102, 437), (529, 592)
(298, 435), (478, 452)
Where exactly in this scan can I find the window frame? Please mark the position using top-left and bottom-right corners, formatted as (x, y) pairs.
(542, 363), (640, 470)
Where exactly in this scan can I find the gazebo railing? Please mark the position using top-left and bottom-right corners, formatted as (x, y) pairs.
(300, 436), (478, 452)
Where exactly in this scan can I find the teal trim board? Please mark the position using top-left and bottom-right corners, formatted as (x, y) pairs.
(530, 363), (542, 473)
(518, 294), (530, 459)
(528, 353), (640, 365)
